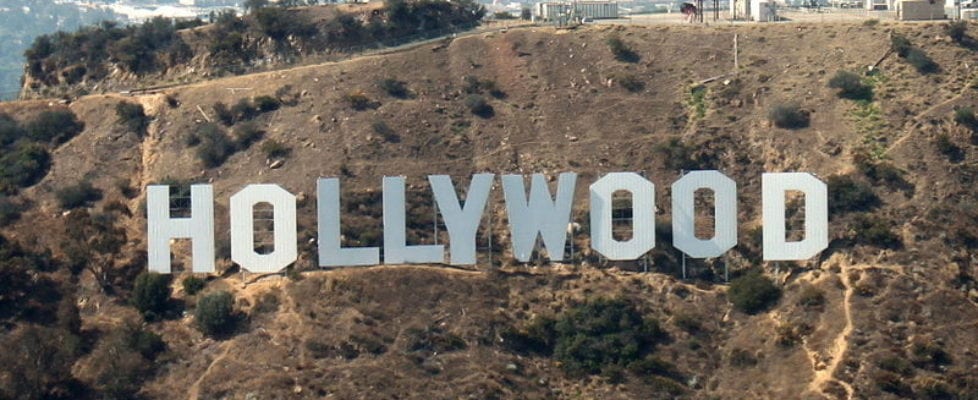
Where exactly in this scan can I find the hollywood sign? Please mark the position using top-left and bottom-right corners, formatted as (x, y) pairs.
(146, 171), (828, 274)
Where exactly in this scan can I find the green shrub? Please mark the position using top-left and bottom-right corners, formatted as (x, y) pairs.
(195, 123), (237, 168)
(464, 94), (493, 118)
(253, 95), (281, 112)
(0, 113), (25, 147)
(56, 181), (103, 209)
(552, 298), (665, 377)
(852, 214), (902, 249)
(946, 20), (967, 43)
(131, 272), (171, 320)
(115, 102), (149, 136)
(261, 139), (291, 159)
(905, 47), (938, 74)
(379, 78), (410, 98)
(607, 36), (639, 63)
(0, 143), (51, 193)
(768, 102), (809, 129)
(233, 122), (264, 149)
(954, 107), (978, 130)
(182, 276), (206, 296)
(826, 174), (879, 214)
(230, 98), (258, 122)
(25, 110), (84, 144)
(500, 316), (556, 355)
(828, 70), (872, 101)
(195, 291), (236, 337)
(728, 272), (781, 314)
(863, 18), (879, 27)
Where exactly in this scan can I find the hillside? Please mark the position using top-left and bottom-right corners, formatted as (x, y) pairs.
(2, 19), (978, 399)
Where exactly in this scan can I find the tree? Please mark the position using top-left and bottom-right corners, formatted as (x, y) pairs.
(196, 291), (236, 337)
(728, 272), (781, 314)
(131, 272), (171, 319)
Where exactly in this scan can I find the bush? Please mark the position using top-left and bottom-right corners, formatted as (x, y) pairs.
(261, 139), (291, 159)
(233, 122), (264, 149)
(115, 102), (149, 136)
(552, 298), (665, 377)
(182, 275), (206, 296)
(371, 120), (399, 142)
(345, 91), (376, 111)
(607, 36), (639, 63)
(797, 284), (826, 308)
(212, 102), (234, 126)
(768, 102), (810, 129)
(826, 174), (879, 214)
(852, 214), (902, 249)
(905, 47), (938, 74)
(25, 110), (85, 144)
(0, 196), (24, 226)
(253, 95), (281, 112)
(195, 123), (237, 168)
(891, 34), (912, 57)
(617, 74), (645, 93)
(728, 272), (781, 314)
(0, 143), (51, 193)
(465, 94), (494, 118)
(936, 134), (964, 163)
(954, 107), (978, 130)
(56, 180), (103, 209)
(947, 20), (967, 43)
(0, 113), (25, 147)
(828, 70), (872, 101)
(131, 272), (172, 319)
(195, 291), (236, 337)
(380, 78), (410, 98)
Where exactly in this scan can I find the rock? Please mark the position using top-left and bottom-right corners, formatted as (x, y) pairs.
(505, 363), (519, 372)
(269, 159), (284, 169)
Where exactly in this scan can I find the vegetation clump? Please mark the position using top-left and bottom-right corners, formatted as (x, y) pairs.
(768, 102), (809, 129)
(115, 102), (150, 136)
(554, 298), (666, 377)
(131, 272), (172, 320)
(379, 78), (410, 98)
(195, 291), (237, 337)
(464, 94), (494, 118)
(828, 70), (873, 101)
(728, 272), (781, 314)
(946, 20), (968, 43)
(56, 180), (103, 209)
(826, 174), (879, 214)
(182, 275), (206, 296)
(607, 36), (640, 63)
(891, 34), (938, 74)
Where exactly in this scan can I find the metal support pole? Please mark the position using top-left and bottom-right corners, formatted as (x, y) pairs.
(433, 202), (439, 245)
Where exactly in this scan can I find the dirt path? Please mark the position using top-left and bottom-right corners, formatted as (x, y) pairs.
(806, 264), (855, 399)
(187, 341), (234, 400)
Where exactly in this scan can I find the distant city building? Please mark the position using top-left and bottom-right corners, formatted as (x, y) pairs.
(533, 1), (618, 21)
(896, 0), (945, 19)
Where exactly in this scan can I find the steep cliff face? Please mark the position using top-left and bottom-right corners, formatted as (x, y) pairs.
(2, 20), (978, 399)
